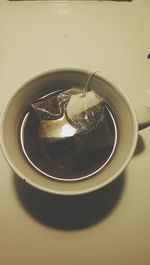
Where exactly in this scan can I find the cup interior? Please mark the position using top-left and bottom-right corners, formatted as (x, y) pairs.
(0, 69), (138, 195)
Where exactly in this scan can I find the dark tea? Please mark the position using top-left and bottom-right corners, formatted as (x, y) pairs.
(20, 97), (117, 181)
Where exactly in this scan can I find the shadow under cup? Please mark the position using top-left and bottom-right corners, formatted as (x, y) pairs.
(0, 69), (138, 195)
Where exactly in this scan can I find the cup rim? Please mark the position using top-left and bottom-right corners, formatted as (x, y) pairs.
(0, 68), (139, 195)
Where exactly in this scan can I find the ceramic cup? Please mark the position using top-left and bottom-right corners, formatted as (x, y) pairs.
(0, 69), (150, 195)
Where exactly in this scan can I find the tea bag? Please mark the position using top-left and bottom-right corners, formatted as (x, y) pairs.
(65, 91), (114, 155)
(31, 87), (82, 122)
(31, 87), (82, 139)
(31, 87), (114, 155)
(66, 91), (104, 132)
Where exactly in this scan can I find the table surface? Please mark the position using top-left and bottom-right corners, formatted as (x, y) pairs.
(0, 0), (150, 265)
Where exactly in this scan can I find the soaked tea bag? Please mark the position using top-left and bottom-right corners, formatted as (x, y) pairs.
(31, 87), (82, 139)
(31, 87), (82, 121)
(31, 87), (114, 156)
(65, 91), (114, 156)
(66, 91), (104, 131)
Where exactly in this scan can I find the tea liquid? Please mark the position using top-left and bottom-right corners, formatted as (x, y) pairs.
(20, 106), (117, 181)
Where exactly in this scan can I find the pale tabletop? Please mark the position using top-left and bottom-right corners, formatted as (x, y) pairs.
(0, 0), (150, 265)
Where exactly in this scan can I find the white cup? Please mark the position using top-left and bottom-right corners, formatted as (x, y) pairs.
(0, 69), (150, 195)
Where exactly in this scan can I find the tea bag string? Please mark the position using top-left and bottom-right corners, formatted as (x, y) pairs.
(82, 71), (99, 97)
